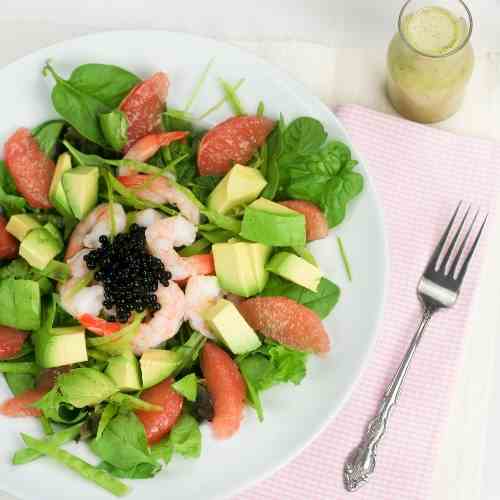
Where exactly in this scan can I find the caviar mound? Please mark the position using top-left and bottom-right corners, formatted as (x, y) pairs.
(136, 378), (183, 445)
(279, 200), (329, 241)
(197, 116), (275, 176)
(200, 341), (246, 439)
(237, 296), (330, 353)
(84, 224), (172, 323)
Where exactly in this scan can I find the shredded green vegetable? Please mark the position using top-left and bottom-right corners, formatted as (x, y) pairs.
(198, 78), (245, 120)
(0, 361), (39, 374)
(184, 58), (214, 112)
(337, 236), (352, 281)
(21, 434), (129, 497)
(219, 78), (246, 116)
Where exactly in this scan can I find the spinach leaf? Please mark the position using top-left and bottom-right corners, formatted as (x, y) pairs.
(0, 186), (28, 217)
(150, 438), (174, 465)
(260, 275), (340, 319)
(33, 120), (65, 159)
(169, 414), (201, 458)
(99, 111), (128, 151)
(237, 340), (308, 421)
(68, 63), (140, 108)
(261, 117), (285, 200)
(0, 160), (18, 195)
(90, 413), (159, 471)
(282, 117), (327, 157)
(190, 176), (221, 204)
(62, 140), (108, 168)
(98, 461), (161, 479)
(35, 386), (88, 424)
(171, 331), (206, 376)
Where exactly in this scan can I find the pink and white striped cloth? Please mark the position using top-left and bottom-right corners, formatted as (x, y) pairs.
(235, 105), (500, 500)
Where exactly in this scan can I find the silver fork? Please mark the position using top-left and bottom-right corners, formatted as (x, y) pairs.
(343, 202), (487, 492)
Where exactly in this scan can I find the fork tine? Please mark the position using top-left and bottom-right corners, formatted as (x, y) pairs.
(456, 214), (488, 284)
(438, 205), (471, 271)
(448, 209), (479, 277)
(425, 202), (462, 273)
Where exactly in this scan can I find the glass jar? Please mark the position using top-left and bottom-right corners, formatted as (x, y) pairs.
(387, 0), (474, 123)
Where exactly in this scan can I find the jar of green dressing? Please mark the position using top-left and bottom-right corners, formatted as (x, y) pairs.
(387, 0), (474, 123)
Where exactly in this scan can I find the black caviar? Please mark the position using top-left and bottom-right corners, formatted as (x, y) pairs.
(84, 224), (171, 323)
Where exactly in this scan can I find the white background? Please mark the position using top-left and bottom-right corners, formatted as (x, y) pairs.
(0, 1), (499, 499)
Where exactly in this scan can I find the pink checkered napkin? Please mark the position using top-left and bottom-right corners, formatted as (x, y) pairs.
(234, 105), (500, 500)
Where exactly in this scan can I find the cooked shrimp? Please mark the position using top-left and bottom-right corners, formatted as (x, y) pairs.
(65, 203), (126, 260)
(145, 215), (199, 281)
(118, 174), (200, 225)
(59, 278), (104, 319)
(132, 282), (186, 355)
(135, 208), (165, 228)
(121, 131), (189, 169)
(184, 275), (223, 337)
(66, 249), (91, 278)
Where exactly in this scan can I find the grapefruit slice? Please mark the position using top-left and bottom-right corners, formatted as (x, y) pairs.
(4, 128), (55, 209)
(37, 366), (72, 391)
(0, 325), (27, 360)
(184, 253), (215, 276)
(124, 131), (189, 162)
(0, 388), (46, 417)
(279, 200), (329, 241)
(136, 378), (183, 445)
(120, 72), (169, 152)
(200, 341), (245, 439)
(0, 215), (18, 260)
(237, 297), (330, 354)
(197, 116), (274, 176)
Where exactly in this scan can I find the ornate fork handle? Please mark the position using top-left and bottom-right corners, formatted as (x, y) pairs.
(343, 308), (434, 492)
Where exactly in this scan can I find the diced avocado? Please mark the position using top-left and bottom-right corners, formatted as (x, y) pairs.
(34, 325), (88, 368)
(208, 164), (267, 214)
(240, 198), (306, 246)
(62, 166), (99, 220)
(0, 279), (41, 330)
(6, 214), (41, 241)
(49, 153), (73, 217)
(248, 243), (272, 291)
(266, 251), (322, 292)
(140, 349), (180, 389)
(106, 351), (141, 392)
(204, 299), (261, 354)
(213, 242), (270, 297)
(43, 222), (63, 248)
(19, 227), (62, 270)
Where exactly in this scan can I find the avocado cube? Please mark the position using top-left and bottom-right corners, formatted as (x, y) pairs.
(34, 326), (88, 368)
(213, 242), (264, 297)
(240, 198), (306, 246)
(6, 214), (41, 241)
(19, 227), (62, 270)
(0, 279), (41, 330)
(204, 299), (261, 354)
(49, 152), (73, 217)
(106, 351), (141, 392)
(208, 164), (267, 215)
(44, 222), (63, 248)
(140, 350), (180, 389)
(266, 252), (322, 292)
(62, 166), (99, 220)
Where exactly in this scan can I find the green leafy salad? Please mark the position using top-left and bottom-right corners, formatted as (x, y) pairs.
(0, 59), (363, 496)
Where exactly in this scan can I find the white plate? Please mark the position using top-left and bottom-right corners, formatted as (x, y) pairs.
(0, 31), (387, 500)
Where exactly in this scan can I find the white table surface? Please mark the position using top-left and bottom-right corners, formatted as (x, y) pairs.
(0, 2), (499, 500)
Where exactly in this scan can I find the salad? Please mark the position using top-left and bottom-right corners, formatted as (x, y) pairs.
(0, 60), (363, 496)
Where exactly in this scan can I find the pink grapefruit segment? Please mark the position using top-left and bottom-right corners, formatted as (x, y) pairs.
(119, 72), (169, 152)
(197, 116), (274, 176)
(200, 341), (246, 439)
(279, 200), (329, 241)
(4, 128), (55, 209)
(0, 326), (27, 360)
(0, 388), (46, 417)
(0, 216), (18, 260)
(136, 378), (184, 445)
(237, 297), (330, 354)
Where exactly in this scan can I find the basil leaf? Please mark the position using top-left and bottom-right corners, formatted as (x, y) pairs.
(260, 275), (340, 319)
(33, 120), (65, 159)
(68, 64), (140, 108)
